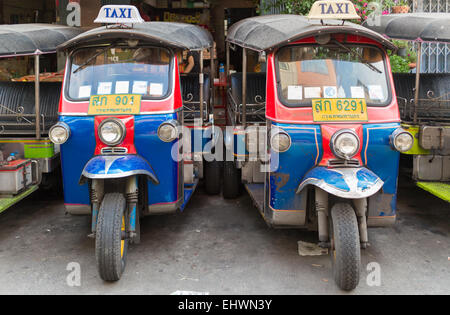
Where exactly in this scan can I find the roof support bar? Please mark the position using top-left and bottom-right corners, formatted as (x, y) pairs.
(242, 48), (247, 127)
(34, 54), (41, 140)
(210, 46), (215, 123)
(413, 42), (422, 124)
(199, 50), (204, 123)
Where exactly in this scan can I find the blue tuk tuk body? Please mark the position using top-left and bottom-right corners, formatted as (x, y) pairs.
(50, 5), (217, 281)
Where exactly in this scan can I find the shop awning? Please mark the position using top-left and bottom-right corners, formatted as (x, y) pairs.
(0, 24), (84, 57)
(226, 14), (396, 52)
(58, 22), (214, 51)
(363, 13), (450, 43)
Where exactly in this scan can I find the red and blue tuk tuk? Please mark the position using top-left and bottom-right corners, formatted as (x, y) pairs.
(223, 1), (413, 290)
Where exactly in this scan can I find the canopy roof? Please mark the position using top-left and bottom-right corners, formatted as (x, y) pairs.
(0, 24), (84, 58)
(226, 14), (396, 52)
(363, 13), (450, 43)
(58, 22), (214, 51)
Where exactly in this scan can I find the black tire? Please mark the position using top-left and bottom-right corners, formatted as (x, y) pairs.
(329, 203), (361, 291)
(204, 159), (222, 195)
(95, 193), (128, 281)
(223, 160), (241, 199)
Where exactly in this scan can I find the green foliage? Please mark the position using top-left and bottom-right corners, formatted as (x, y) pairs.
(383, 0), (409, 8)
(392, 39), (407, 49)
(389, 54), (410, 73)
(263, 0), (315, 15)
(407, 48), (417, 63)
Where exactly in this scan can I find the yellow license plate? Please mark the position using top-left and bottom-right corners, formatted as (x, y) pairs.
(312, 99), (368, 122)
(88, 94), (141, 115)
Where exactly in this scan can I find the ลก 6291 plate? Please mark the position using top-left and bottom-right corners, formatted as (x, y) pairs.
(312, 98), (368, 122)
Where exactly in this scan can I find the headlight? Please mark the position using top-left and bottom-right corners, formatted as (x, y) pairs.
(158, 121), (178, 142)
(49, 122), (70, 145)
(331, 130), (360, 160)
(98, 119), (125, 146)
(391, 129), (414, 152)
(270, 129), (291, 153)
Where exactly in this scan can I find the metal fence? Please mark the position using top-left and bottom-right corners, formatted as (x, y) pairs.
(260, 0), (449, 73)
(408, 0), (449, 73)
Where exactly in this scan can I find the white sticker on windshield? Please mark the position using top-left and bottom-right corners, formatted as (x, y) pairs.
(351, 86), (365, 99)
(337, 86), (346, 98)
(115, 81), (130, 94)
(78, 85), (91, 98)
(150, 83), (164, 96)
(287, 85), (303, 100)
(323, 86), (337, 98)
(97, 82), (112, 95)
(132, 81), (148, 94)
(304, 87), (321, 99)
(368, 85), (384, 100)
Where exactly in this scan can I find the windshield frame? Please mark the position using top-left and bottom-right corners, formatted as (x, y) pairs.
(64, 44), (174, 103)
(274, 43), (393, 108)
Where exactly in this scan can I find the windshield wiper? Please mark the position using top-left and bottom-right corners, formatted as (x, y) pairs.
(332, 40), (382, 74)
(73, 42), (117, 74)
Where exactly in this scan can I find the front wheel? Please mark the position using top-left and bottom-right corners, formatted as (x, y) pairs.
(329, 203), (361, 291)
(95, 193), (128, 281)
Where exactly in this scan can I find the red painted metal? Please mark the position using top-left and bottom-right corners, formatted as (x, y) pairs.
(94, 116), (137, 155)
(319, 124), (364, 166)
(59, 55), (183, 115)
(265, 35), (400, 125)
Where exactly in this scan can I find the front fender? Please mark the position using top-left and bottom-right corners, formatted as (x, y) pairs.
(297, 167), (384, 199)
(80, 155), (159, 185)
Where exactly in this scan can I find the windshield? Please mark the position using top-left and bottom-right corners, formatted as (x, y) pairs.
(276, 45), (391, 107)
(67, 46), (172, 101)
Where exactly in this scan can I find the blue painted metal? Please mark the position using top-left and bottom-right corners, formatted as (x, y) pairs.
(188, 125), (216, 154)
(362, 123), (401, 217)
(268, 123), (322, 210)
(267, 122), (401, 217)
(129, 205), (137, 231)
(59, 116), (96, 206)
(81, 154), (159, 184)
(234, 132), (247, 157)
(134, 114), (182, 208)
(180, 178), (199, 211)
(361, 123), (400, 196)
(59, 113), (187, 211)
(91, 206), (99, 232)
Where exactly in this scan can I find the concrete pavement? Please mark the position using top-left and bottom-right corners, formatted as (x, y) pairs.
(0, 177), (448, 294)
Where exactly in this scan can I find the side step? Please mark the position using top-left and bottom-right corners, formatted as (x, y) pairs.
(0, 185), (39, 214)
(417, 182), (450, 203)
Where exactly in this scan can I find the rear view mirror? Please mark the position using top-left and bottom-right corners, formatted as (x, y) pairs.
(258, 51), (267, 63)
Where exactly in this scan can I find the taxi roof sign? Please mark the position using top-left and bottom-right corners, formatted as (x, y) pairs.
(308, 0), (361, 20)
(94, 5), (145, 24)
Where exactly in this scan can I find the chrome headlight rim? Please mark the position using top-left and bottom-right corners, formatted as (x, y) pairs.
(391, 128), (414, 153)
(49, 122), (70, 145)
(157, 120), (179, 143)
(330, 129), (360, 160)
(270, 128), (291, 153)
(98, 118), (126, 146)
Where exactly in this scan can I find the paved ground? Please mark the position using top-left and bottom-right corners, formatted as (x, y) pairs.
(0, 176), (449, 295)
